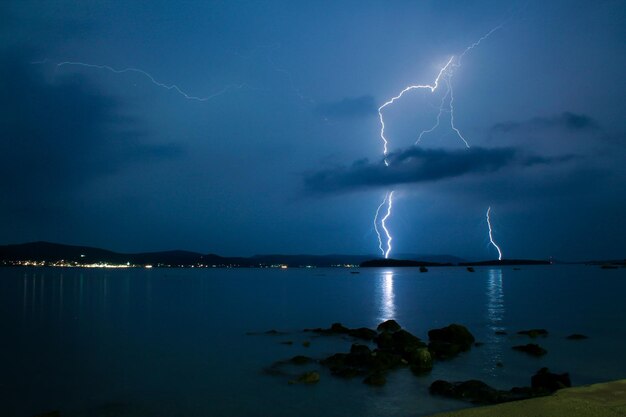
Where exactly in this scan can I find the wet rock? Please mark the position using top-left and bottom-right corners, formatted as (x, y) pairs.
(428, 324), (475, 350)
(409, 347), (433, 373)
(291, 371), (320, 384)
(246, 329), (286, 336)
(512, 343), (547, 357)
(429, 379), (540, 405)
(428, 341), (462, 360)
(377, 319), (402, 333)
(420, 266), (428, 272)
(375, 329), (426, 359)
(531, 367), (571, 393)
(290, 355), (314, 365)
(429, 380), (504, 404)
(495, 330), (508, 336)
(306, 322), (350, 335)
(348, 327), (377, 340)
(363, 372), (387, 386)
(320, 353), (349, 372)
(517, 329), (548, 338)
(330, 322), (350, 333)
(566, 333), (588, 340)
(466, 267), (475, 272)
(348, 343), (373, 365)
(370, 349), (404, 371)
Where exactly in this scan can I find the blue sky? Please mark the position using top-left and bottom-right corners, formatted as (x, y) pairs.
(1, 0), (624, 260)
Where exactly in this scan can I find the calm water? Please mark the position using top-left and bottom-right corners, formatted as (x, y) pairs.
(2, 265), (625, 417)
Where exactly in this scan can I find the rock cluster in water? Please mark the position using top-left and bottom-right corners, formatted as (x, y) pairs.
(258, 320), (579, 408)
(429, 367), (571, 405)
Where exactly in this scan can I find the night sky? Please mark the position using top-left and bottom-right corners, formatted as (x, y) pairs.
(1, 1), (624, 260)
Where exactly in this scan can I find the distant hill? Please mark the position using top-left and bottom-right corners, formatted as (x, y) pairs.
(0, 241), (465, 268)
(0, 242), (573, 268)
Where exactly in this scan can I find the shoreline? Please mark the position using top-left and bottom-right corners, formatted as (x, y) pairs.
(426, 379), (626, 417)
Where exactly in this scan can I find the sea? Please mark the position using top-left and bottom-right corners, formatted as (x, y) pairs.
(2, 265), (625, 417)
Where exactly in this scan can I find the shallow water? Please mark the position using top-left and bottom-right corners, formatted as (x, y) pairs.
(1, 265), (625, 417)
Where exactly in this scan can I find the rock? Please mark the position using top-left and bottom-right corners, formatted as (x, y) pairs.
(428, 324), (475, 351)
(320, 353), (349, 371)
(517, 329), (548, 338)
(466, 267), (475, 272)
(429, 380), (503, 404)
(428, 340), (462, 360)
(393, 330), (426, 352)
(295, 371), (320, 384)
(430, 379), (539, 404)
(349, 343), (372, 358)
(420, 266), (428, 272)
(377, 319), (402, 333)
(370, 349), (404, 371)
(566, 333), (588, 340)
(330, 322), (350, 333)
(302, 341), (311, 347)
(531, 367), (571, 393)
(409, 347), (433, 373)
(363, 372), (387, 386)
(306, 322), (350, 335)
(375, 329), (426, 359)
(321, 346), (370, 378)
(512, 343), (547, 357)
(495, 330), (508, 335)
(348, 327), (377, 340)
(290, 355), (314, 365)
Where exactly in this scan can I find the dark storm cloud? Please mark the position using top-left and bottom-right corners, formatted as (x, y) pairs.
(304, 146), (558, 194)
(491, 112), (600, 134)
(0, 50), (181, 206)
(314, 95), (378, 120)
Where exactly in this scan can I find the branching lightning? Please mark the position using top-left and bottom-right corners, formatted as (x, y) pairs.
(42, 61), (251, 102)
(372, 25), (503, 258)
(378, 56), (455, 165)
(486, 206), (503, 261)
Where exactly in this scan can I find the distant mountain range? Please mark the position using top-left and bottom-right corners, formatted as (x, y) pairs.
(1, 241), (620, 268)
(0, 241), (466, 267)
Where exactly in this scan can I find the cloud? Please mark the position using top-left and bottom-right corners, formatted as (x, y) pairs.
(303, 146), (559, 194)
(491, 112), (600, 134)
(0, 49), (182, 209)
(314, 95), (378, 120)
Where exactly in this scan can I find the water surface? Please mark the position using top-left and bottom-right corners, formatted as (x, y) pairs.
(2, 265), (625, 417)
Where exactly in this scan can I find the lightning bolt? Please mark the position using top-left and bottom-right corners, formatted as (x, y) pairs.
(378, 56), (455, 165)
(372, 25), (503, 257)
(39, 60), (251, 102)
(374, 193), (390, 257)
(486, 206), (503, 261)
(381, 191), (395, 259)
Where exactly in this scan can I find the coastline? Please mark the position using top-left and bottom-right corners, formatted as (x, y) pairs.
(426, 379), (626, 417)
